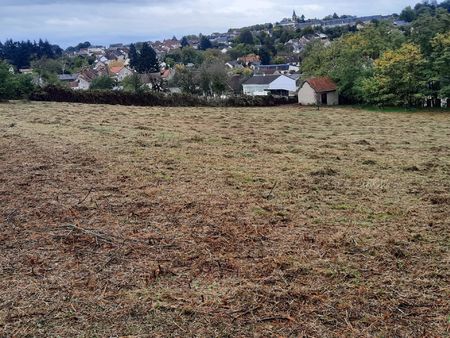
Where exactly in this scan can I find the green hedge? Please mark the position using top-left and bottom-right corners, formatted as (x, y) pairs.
(30, 86), (293, 107)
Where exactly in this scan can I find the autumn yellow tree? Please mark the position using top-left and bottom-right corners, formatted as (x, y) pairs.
(361, 43), (426, 106)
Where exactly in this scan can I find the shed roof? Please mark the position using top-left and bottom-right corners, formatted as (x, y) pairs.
(306, 77), (337, 93)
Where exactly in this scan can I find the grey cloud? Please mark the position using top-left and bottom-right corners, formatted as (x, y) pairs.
(0, 0), (417, 47)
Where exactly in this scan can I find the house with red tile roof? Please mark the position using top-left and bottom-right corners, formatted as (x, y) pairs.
(109, 65), (133, 82)
(298, 77), (338, 105)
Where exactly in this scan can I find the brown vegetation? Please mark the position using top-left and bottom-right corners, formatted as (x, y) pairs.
(0, 102), (449, 336)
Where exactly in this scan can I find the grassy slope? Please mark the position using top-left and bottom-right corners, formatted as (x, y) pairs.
(0, 102), (449, 336)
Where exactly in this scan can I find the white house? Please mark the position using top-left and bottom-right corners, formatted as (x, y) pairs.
(268, 74), (299, 97)
(298, 77), (338, 105)
(242, 75), (280, 96)
(243, 74), (299, 97)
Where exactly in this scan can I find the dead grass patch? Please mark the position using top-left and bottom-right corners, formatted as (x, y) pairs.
(0, 102), (449, 336)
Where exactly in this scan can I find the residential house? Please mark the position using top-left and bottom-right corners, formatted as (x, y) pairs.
(110, 66), (133, 82)
(105, 50), (125, 62)
(298, 77), (338, 105)
(75, 69), (97, 90)
(268, 74), (299, 97)
(238, 54), (260, 67)
(160, 68), (175, 82)
(225, 60), (243, 69)
(255, 64), (290, 75)
(243, 74), (298, 97)
(58, 74), (78, 82)
(243, 75), (280, 96)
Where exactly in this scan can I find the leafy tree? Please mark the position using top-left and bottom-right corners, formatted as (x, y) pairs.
(165, 57), (176, 68)
(273, 56), (286, 64)
(0, 61), (15, 100)
(227, 44), (257, 60)
(400, 6), (417, 22)
(411, 8), (450, 56)
(301, 23), (405, 102)
(181, 47), (204, 65)
(203, 49), (225, 63)
(31, 58), (63, 76)
(439, 0), (450, 11)
(361, 43), (426, 106)
(90, 75), (116, 90)
(122, 73), (146, 93)
(238, 30), (254, 45)
(66, 41), (91, 53)
(0, 61), (34, 100)
(172, 65), (199, 94)
(199, 36), (212, 50)
(199, 60), (229, 96)
(430, 32), (450, 97)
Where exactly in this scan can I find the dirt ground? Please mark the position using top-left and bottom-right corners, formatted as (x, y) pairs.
(0, 101), (449, 337)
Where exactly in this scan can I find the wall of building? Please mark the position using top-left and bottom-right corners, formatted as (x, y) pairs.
(326, 91), (339, 105)
(269, 75), (298, 94)
(298, 82), (339, 105)
(298, 82), (317, 105)
(243, 84), (269, 96)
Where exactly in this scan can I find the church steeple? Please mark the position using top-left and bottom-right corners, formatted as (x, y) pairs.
(292, 10), (298, 22)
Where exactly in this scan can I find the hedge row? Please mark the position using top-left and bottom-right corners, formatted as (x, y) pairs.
(30, 86), (294, 107)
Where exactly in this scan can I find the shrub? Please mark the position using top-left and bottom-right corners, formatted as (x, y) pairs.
(30, 86), (291, 107)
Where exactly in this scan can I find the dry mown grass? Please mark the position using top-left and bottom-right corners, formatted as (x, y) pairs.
(0, 101), (449, 337)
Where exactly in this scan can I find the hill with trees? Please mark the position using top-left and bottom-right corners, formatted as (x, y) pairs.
(301, 0), (450, 106)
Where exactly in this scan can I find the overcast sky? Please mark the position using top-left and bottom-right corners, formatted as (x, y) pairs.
(1, 0), (418, 47)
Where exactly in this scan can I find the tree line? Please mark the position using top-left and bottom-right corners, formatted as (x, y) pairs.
(301, 1), (450, 107)
(0, 39), (63, 70)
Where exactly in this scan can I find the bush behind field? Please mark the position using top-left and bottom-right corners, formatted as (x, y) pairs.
(30, 85), (294, 107)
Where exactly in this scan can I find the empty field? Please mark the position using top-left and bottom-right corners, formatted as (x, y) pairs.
(0, 102), (449, 336)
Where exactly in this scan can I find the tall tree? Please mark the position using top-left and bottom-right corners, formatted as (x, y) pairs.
(238, 30), (254, 45)
(411, 8), (450, 56)
(129, 43), (139, 70)
(258, 46), (272, 65)
(361, 43), (426, 106)
(180, 36), (190, 48)
(400, 6), (417, 22)
(430, 32), (450, 98)
(137, 42), (159, 73)
(199, 36), (212, 50)
(199, 60), (229, 96)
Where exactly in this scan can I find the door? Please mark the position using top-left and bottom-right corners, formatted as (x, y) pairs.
(321, 93), (328, 105)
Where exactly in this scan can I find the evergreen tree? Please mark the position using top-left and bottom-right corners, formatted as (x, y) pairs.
(258, 46), (272, 65)
(181, 36), (190, 48)
(129, 43), (139, 70)
(199, 36), (212, 50)
(137, 42), (159, 73)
